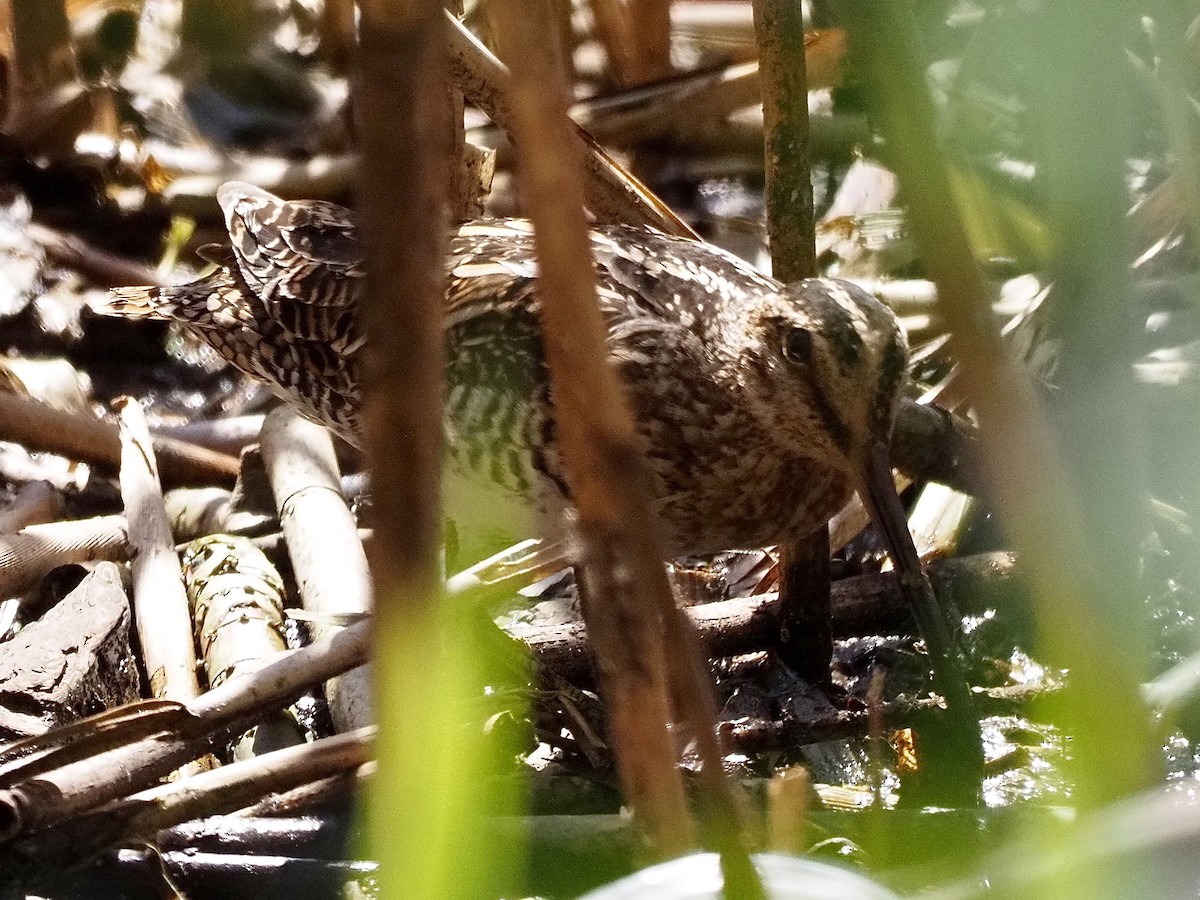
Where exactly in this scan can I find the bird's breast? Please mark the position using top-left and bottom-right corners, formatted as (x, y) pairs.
(642, 432), (853, 556)
(440, 354), (853, 562)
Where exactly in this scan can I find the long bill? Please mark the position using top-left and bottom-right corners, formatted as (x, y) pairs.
(857, 440), (985, 799)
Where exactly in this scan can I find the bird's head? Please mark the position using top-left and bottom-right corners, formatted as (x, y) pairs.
(733, 278), (908, 475)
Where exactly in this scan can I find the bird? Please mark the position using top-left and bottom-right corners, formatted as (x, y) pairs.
(96, 182), (909, 565)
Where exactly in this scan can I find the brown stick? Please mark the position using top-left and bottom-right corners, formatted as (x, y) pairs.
(154, 415), (265, 457)
(496, 0), (738, 865)
(116, 398), (201, 702)
(752, 0), (834, 691)
(589, 0), (673, 87)
(10, 1), (72, 89)
(0, 392), (240, 487)
(354, 1), (458, 896)
(753, 0), (816, 283)
(726, 682), (1054, 754)
(572, 61), (759, 146)
(773, 529), (832, 683)
(890, 399), (982, 495)
(27, 224), (163, 289)
(320, 0), (356, 72)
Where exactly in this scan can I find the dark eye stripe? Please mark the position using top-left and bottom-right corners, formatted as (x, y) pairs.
(805, 378), (852, 452)
(805, 295), (864, 374)
(872, 336), (908, 436)
(826, 327), (864, 373)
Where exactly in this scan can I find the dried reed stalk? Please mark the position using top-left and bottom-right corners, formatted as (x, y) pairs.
(752, 0), (833, 691)
(354, 0), (458, 896)
(493, 0), (692, 858)
(495, 6), (763, 889)
(154, 415), (265, 456)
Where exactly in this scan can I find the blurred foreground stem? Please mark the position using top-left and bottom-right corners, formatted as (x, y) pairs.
(844, 1), (1159, 808)
(355, 2), (505, 898)
(492, 0), (691, 856)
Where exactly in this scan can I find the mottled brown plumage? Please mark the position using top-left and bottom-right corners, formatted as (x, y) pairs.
(98, 182), (908, 562)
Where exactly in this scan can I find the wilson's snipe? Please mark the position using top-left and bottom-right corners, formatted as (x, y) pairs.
(97, 182), (908, 563)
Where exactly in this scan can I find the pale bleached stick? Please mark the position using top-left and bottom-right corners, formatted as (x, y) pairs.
(116, 398), (201, 701)
(259, 408), (372, 731)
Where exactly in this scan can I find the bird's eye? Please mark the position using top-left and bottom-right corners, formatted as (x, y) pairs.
(782, 327), (814, 365)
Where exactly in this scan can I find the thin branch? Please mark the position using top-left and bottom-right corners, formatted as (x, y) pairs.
(516, 551), (1024, 683)
(752, 0), (836, 700)
(753, 0), (816, 282)
(890, 399), (983, 495)
(28, 224), (163, 289)
(0, 392), (240, 487)
(495, 6), (763, 890)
